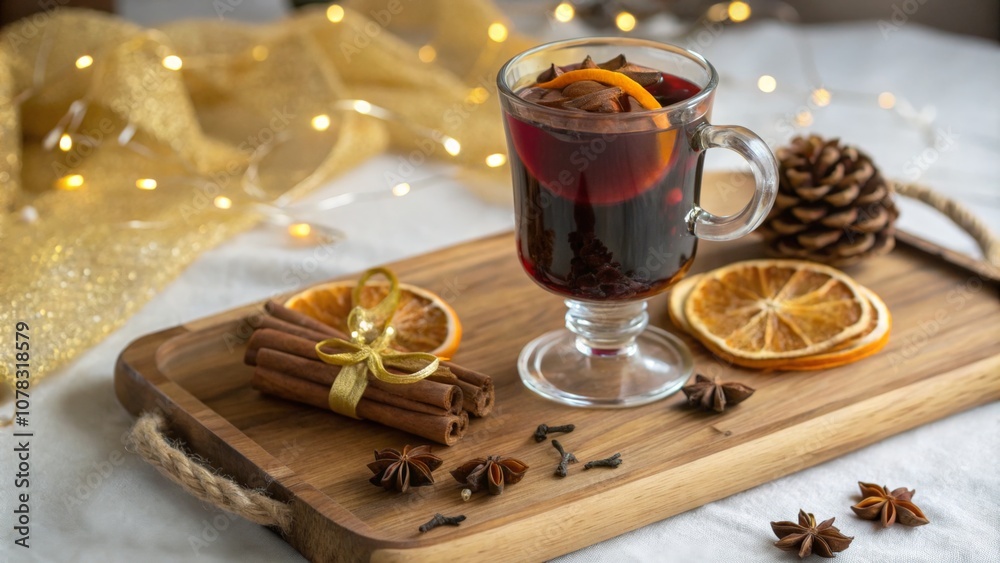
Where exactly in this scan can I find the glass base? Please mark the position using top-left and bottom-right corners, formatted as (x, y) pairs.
(518, 324), (694, 408)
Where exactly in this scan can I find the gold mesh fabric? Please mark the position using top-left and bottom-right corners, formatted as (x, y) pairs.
(0, 2), (531, 390)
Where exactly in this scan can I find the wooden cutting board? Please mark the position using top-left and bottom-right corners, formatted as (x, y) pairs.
(115, 219), (1000, 561)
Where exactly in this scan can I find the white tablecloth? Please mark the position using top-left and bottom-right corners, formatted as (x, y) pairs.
(3, 2), (998, 561)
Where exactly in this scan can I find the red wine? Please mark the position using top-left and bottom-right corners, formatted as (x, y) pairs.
(507, 72), (704, 301)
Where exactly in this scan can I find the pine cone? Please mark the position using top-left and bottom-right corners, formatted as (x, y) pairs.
(759, 135), (899, 266)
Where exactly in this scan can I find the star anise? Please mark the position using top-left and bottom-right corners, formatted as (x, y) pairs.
(772, 509), (854, 559)
(681, 374), (755, 412)
(851, 482), (929, 527)
(450, 455), (528, 495)
(367, 445), (442, 493)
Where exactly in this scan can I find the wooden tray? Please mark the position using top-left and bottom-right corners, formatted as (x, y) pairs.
(115, 231), (1000, 561)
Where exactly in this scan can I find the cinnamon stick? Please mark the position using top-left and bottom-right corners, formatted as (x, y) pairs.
(245, 328), (315, 366)
(265, 300), (339, 336)
(247, 327), (494, 418)
(255, 348), (462, 415)
(254, 300), (496, 417)
(247, 330), (464, 412)
(433, 364), (494, 417)
(252, 368), (468, 446)
(248, 314), (332, 344)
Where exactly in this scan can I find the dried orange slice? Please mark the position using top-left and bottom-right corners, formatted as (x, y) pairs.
(683, 260), (872, 361)
(772, 287), (890, 370)
(669, 266), (890, 370)
(285, 281), (461, 357)
(536, 69), (662, 110)
(667, 273), (702, 335)
(672, 282), (889, 369)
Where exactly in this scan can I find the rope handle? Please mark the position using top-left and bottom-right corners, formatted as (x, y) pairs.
(894, 181), (1000, 269)
(126, 411), (292, 531)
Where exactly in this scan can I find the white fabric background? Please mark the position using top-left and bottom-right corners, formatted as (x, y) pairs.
(2, 1), (998, 561)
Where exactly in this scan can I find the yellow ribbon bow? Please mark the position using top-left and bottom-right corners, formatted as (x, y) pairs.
(315, 268), (442, 419)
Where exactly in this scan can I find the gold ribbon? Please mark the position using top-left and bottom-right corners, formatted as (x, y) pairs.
(314, 268), (442, 419)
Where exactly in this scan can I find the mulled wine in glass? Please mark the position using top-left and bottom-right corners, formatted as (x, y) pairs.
(498, 38), (778, 407)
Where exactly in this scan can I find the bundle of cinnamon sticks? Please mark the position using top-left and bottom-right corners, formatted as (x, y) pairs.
(243, 301), (494, 446)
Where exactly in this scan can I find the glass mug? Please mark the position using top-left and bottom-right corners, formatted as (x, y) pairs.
(497, 38), (778, 407)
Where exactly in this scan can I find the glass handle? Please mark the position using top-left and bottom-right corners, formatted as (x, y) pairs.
(688, 124), (779, 241)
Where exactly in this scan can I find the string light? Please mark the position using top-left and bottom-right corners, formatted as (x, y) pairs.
(288, 223), (312, 238)
(352, 100), (372, 114)
(554, 2), (575, 23)
(615, 12), (637, 32)
(311, 114), (331, 131)
(19, 205), (39, 224)
(57, 174), (84, 190)
(466, 87), (490, 104)
(21, 0), (941, 257)
(135, 178), (157, 190)
(727, 1), (751, 23)
(37, 6), (923, 218)
(811, 88), (832, 107)
(326, 4), (345, 23)
(33, 35), (552, 250)
(443, 137), (461, 156)
(328, 99), (472, 162)
(487, 23), (508, 43)
(707, 3), (729, 22)
(135, 178), (156, 191)
(757, 75), (777, 93)
(161, 55), (183, 70)
(417, 45), (437, 63)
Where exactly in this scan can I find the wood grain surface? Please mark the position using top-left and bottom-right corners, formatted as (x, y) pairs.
(115, 180), (1000, 561)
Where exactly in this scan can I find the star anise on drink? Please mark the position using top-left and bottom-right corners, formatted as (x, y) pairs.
(772, 509), (854, 559)
(850, 482), (930, 527)
(450, 455), (529, 495)
(367, 445), (443, 493)
(681, 374), (755, 413)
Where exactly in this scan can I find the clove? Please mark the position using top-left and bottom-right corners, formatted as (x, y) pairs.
(534, 423), (575, 442)
(552, 440), (578, 477)
(584, 453), (622, 470)
(418, 513), (467, 533)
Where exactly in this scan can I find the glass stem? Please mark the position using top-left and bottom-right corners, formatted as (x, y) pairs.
(564, 299), (649, 357)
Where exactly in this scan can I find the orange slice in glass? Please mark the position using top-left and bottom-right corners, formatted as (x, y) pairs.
(683, 260), (872, 361)
(285, 281), (462, 357)
(535, 69), (663, 110)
